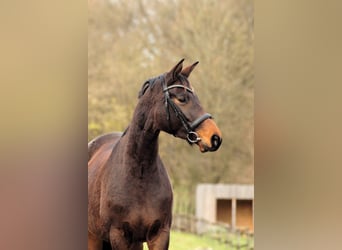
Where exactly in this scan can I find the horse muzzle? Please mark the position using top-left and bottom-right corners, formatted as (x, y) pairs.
(195, 119), (222, 153)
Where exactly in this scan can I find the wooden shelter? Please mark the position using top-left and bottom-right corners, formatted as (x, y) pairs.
(196, 184), (254, 232)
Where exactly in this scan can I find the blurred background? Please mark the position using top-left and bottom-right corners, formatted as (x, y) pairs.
(89, 0), (254, 248)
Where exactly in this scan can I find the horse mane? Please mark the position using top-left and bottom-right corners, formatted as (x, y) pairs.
(121, 126), (129, 137)
(138, 81), (150, 98)
(138, 75), (163, 98)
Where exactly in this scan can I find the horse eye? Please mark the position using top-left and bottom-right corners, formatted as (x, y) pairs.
(177, 96), (187, 103)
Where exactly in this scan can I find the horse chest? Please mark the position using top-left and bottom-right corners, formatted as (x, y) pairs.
(103, 190), (172, 242)
(109, 181), (172, 217)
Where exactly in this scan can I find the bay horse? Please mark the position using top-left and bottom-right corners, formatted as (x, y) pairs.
(88, 59), (222, 250)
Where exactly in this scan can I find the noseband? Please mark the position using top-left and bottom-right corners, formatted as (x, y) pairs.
(143, 75), (210, 143)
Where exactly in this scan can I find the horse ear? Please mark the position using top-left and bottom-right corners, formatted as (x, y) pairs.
(181, 61), (199, 78)
(170, 58), (185, 79)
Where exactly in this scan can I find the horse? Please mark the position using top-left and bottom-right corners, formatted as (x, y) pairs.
(88, 59), (222, 250)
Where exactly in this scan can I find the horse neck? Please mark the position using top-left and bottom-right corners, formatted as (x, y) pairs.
(121, 99), (161, 173)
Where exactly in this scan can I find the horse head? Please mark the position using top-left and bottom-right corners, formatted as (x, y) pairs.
(138, 59), (222, 152)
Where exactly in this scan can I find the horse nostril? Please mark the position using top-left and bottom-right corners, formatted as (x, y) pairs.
(210, 134), (222, 151)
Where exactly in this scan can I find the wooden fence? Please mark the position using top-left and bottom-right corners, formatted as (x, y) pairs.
(172, 214), (254, 250)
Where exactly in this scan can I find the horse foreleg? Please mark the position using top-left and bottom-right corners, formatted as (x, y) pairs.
(88, 231), (102, 250)
(109, 227), (129, 250)
(146, 228), (170, 250)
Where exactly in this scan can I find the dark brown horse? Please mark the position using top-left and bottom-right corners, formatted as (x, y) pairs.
(88, 59), (222, 250)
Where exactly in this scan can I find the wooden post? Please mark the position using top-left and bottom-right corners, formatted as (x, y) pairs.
(232, 198), (236, 231)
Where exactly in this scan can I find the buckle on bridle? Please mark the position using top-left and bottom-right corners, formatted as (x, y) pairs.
(187, 131), (201, 143)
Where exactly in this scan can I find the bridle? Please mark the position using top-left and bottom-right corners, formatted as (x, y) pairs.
(142, 74), (212, 144)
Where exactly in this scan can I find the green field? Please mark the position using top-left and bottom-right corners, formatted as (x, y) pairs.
(143, 230), (251, 250)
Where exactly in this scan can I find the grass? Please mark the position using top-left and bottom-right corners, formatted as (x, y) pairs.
(143, 230), (246, 250)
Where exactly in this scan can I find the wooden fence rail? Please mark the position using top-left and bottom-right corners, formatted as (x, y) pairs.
(172, 214), (254, 250)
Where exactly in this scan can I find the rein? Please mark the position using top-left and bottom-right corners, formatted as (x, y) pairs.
(145, 74), (212, 144)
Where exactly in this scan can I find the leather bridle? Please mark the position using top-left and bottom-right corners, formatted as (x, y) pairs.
(143, 74), (212, 144)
